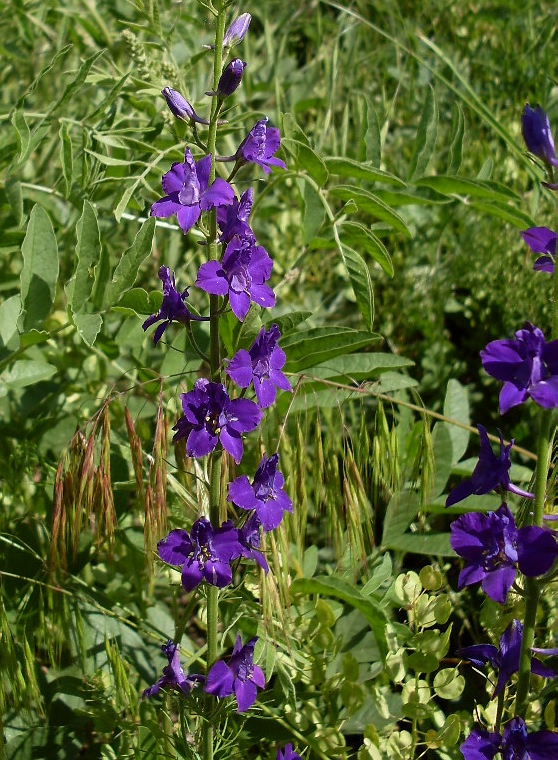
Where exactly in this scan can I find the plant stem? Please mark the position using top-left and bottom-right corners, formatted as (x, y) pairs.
(202, 4), (227, 758)
(515, 408), (552, 717)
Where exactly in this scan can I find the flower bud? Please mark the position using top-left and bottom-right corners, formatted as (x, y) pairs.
(216, 58), (247, 98)
(223, 13), (251, 48)
(161, 87), (209, 124)
(522, 104), (558, 168)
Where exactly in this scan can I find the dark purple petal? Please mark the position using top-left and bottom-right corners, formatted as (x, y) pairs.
(234, 677), (257, 712)
(530, 376), (558, 408)
(250, 282), (276, 309)
(223, 13), (251, 48)
(517, 525), (558, 576)
(522, 104), (558, 167)
(521, 227), (557, 254)
(200, 177), (235, 210)
(203, 558), (233, 588)
(216, 58), (246, 98)
(227, 349), (254, 387)
(205, 660), (235, 698)
(196, 260), (230, 295)
(181, 560), (204, 591)
(158, 529), (191, 564)
(219, 427), (244, 463)
(460, 728), (501, 760)
(499, 382), (529, 414)
(481, 566), (517, 604)
(276, 745), (303, 760)
(530, 657), (557, 678)
(229, 289), (251, 320)
(456, 644), (499, 669)
(187, 426), (218, 458)
(176, 204), (201, 234)
(253, 376), (277, 408)
(228, 475), (260, 510)
(151, 196), (182, 218)
(533, 256), (555, 273)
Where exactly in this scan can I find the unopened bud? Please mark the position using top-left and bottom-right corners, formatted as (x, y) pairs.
(161, 87), (209, 125)
(216, 58), (246, 98)
(223, 13), (251, 48)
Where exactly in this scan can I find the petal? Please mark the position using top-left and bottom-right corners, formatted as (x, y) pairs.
(161, 162), (186, 195)
(205, 661), (235, 698)
(530, 376), (558, 408)
(228, 475), (259, 510)
(219, 427), (244, 464)
(226, 350), (254, 387)
(517, 526), (558, 576)
(254, 376), (277, 408)
(256, 498), (284, 531)
(249, 283), (276, 309)
(187, 426), (218, 458)
(251, 665), (265, 688)
(195, 154), (212, 191)
(158, 529), (191, 564)
(196, 261), (230, 295)
(176, 204), (201, 234)
(499, 382), (529, 414)
(521, 227), (557, 254)
(227, 398), (263, 432)
(151, 196), (181, 218)
(481, 566), (516, 604)
(204, 559), (233, 588)
(446, 480), (476, 507)
(229, 290), (251, 321)
(530, 657), (557, 679)
(455, 644), (498, 668)
(181, 560), (204, 591)
(201, 178), (235, 210)
(234, 678), (257, 713)
(459, 729), (501, 760)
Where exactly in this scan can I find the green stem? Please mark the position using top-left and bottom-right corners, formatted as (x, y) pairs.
(515, 409), (552, 717)
(202, 5), (227, 758)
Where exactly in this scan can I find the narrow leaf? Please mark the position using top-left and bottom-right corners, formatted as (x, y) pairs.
(408, 86), (438, 181)
(339, 221), (393, 276)
(324, 156), (405, 187)
(340, 245), (374, 330)
(329, 186), (412, 237)
(447, 103), (465, 175)
(20, 205), (59, 331)
(72, 200), (101, 313)
(107, 218), (155, 305)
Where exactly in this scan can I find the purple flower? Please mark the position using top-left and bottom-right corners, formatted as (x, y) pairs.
(480, 322), (558, 414)
(522, 104), (558, 169)
(226, 324), (292, 408)
(217, 188), (254, 244)
(450, 503), (558, 603)
(446, 425), (534, 507)
(143, 640), (204, 698)
(237, 513), (268, 572)
(150, 148), (235, 235)
(214, 58), (246, 98)
(460, 717), (558, 760)
(142, 266), (209, 345)
(237, 118), (287, 174)
(223, 13), (251, 48)
(157, 517), (243, 591)
(173, 378), (262, 464)
(196, 235), (275, 321)
(229, 453), (293, 532)
(456, 619), (556, 698)
(521, 226), (557, 274)
(205, 635), (265, 712)
(277, 745), (302, 760)
(161, 87), (209, 124)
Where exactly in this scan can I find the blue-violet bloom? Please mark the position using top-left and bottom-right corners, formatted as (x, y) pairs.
(150, 148), (234, 235)
(161, 87), (209, 124)
(143, 640), (204, 698)
(450, 503), (558, 603)
(237, 513), (268, 573)
(277, 745), (302, 760)
(521, 226), (557, 274)
(480, 322), (558, 414)
(214, 58), (246, 98)
(460, 716), (558, 760)
(217, 187), (254, 244)
(205, 635), (265, 713)
(196, 235), (275, 322)
(226, 324), (291, 408)
(172, 378), (262, 464)
(522, 104), (558, 169)
(228, 453), (293, 532)
(223, 13), (251, 48)
(456, 619), (556, 697)
(158, 517), (243, 592)
(142, 266), (209, 345)
(446, 424), (534, 507)
(237, 117), (287, 174)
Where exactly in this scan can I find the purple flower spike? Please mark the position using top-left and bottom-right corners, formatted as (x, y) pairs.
(215, 58), (246, 98)
(205, 635), (265, 713)
(456, 619), (556, 698)
(157, 518), (243, 592)
(227, 324), (292, 408)
(238, 117), (287, 174)
(481, 322), (558, 414)
(143, 640), (204, 698)
(446, 425), (534, 507)
(142, 266), (209, 345)
(521, 226), (557, 274)
(277, 745), (302, 760)
(217, 188), (254, 244)
(161, 87), (209, 125)
(450, 503), (558, 603)
(522, 104), (558, 169)
(460, 717), (558, 760)
(172, 378), (262, 463)
(150, 148), (234, 235)
(196, 235), (275, 321)
(223, 13), (251, 48)
(229, 453), (293, 532)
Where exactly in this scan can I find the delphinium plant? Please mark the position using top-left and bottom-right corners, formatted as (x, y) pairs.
(445, 104), (558, 759)
(137, 6), (300, 759)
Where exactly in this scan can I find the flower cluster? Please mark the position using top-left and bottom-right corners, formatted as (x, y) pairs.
(141, 14), (300, 752)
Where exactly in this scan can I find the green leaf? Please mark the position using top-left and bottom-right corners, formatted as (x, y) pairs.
(282, 327), (380, 372)
(49, 50), (105, 116)
(339, 221), (393, 276)
(447, 103), (465, 175)
(306, 352), (412, 383)
(433, 668), (465, 700)
(73, 312), (103, 347)
(3, 360), (57, 389)
(15, 43), (72, 108)
(114, 182), (138, 222)
(340, 245), (374, 330)
(0, 295), (21, 351)
(20, 205), (59, 331)
(290, 576), (388, 660)
(5, 178), (24, 227)
(11, 110), (30, 163)
(106, 218), (155, 306)
(329, 186), (411, 237)
(416, 175), (520, 202)
(408, 86), (438, 181)
(299, 179), (325, 243)
(431, 421), (454, 498)
(443, 379), (469, 464)
(362, 95), (381, 166)
(71, 200), (101, 313)
(262, 311), (312, 335)
(282, 138), (328, 185)
(324, 157), (406, 187)
(406, 651), (439, 674)
(469, 200), (535, 228)
(112, 288), (162, 317)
